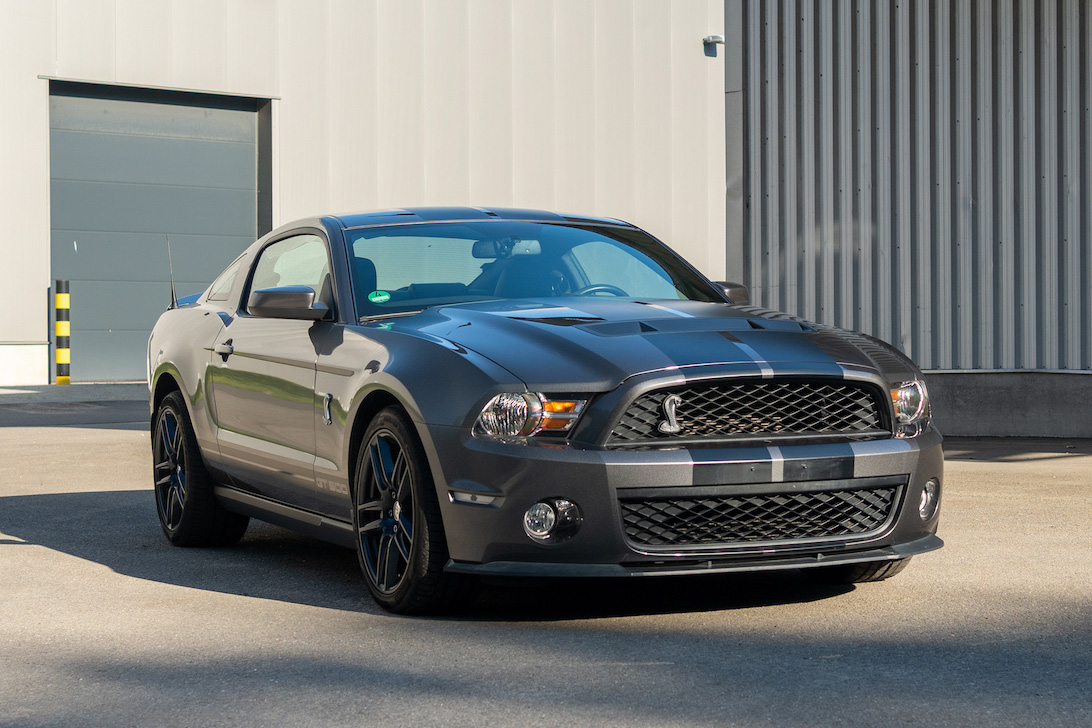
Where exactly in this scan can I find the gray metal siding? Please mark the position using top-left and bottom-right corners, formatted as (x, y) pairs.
(49, 91), (258, 381)
(740, 0), (1092, 372)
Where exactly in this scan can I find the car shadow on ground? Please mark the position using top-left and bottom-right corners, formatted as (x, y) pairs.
(1, 488), (854, 620)
(465, 570), (853, 622)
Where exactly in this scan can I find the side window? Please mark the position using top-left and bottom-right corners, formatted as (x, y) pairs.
(207, 258), (243, 302)
(248, 234), (332, 311)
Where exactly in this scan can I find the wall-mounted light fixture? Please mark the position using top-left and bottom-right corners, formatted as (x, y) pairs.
(703, 35), (725, 46)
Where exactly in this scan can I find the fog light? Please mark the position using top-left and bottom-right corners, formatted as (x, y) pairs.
(524, 502), (557, 539)
(919, 478), (940, 521)
(523, 498), (584, 542)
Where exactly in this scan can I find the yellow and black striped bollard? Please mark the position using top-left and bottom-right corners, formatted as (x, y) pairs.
(55, 279), (70, 385)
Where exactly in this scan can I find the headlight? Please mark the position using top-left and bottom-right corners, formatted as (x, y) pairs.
(475, 393), (585, 438)
(891, 380), (930, 437)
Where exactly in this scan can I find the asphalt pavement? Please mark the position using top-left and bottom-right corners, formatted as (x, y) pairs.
(1, 386), (1090, 727)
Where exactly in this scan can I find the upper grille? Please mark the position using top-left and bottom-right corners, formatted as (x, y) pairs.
(620, 484), (899, 548)
(608, 380), (886, 444)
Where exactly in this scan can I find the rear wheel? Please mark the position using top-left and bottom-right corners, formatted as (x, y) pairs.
(153, 391), (249, 546)
(813, 557), (911, 584)
(353, 406), (468, 614)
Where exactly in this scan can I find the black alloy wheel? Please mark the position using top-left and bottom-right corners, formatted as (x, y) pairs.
(154, 404), (188, 533)
(152, 391), (249, 546)
(353, 406), (467, 614)
(358, 426), (415, 594)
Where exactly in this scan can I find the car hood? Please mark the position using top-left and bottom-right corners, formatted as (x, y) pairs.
(387, 298), (919, 391)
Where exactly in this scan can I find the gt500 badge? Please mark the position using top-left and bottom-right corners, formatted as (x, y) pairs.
(658, 394), (683, 434)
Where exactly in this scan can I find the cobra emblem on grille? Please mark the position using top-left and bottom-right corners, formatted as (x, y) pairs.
(657, 394), (683, 434)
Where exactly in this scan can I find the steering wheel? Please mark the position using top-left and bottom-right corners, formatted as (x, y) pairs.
(574, 283), (629, 297)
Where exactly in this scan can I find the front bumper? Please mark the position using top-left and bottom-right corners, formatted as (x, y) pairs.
(423, 424), (944, 577)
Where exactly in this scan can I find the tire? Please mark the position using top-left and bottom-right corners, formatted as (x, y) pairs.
(813, 557), (911, 584)
(153, 391), (249, 547)
(353, 406), (468, 614)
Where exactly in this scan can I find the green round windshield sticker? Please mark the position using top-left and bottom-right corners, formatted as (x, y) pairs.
(368, 290), (391, 304)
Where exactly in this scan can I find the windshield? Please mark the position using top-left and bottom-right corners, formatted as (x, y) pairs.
(346, 221), (720, 318)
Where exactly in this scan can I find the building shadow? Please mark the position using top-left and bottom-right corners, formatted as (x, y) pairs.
(943, 436), (1092, 463)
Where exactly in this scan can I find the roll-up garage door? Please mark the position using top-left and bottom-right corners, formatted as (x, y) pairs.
(49, 83), (264, 381)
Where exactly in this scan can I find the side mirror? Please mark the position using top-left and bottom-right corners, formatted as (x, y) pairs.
(248, 286), (330, 321)
(715, 281), (750, 305)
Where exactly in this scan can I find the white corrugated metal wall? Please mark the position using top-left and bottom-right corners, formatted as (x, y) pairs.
(0, 0), (726, 385)
(274, 1), (726, 278)
(737, 0), (1092, 373)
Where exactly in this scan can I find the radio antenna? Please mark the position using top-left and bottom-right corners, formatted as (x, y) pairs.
(166, 233), (178, 310)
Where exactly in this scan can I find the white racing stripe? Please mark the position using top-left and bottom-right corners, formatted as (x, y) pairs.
(767, 445), (785, 482)
(639, 303), (694, 318)
(734, 340), (775, 378)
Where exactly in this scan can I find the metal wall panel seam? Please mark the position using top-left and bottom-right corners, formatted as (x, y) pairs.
(836, 0), (854, 331)
(1017, 0), (1038, 369)
(819, 1), (836, 327)
(873, 1), (893, 346)
(746, 0), (765, 301)
(797, 0), (815, 320)
(894, 0), (912, 358)
(709, 0), (728, 281)
(743, 0), (755, 293)
(1038, 0), (1060, 369)
(856, 0), (873, 336)
(1062, 0), (1082, 369)
(915, 0), (934, 368)
(932, 2), (953, 369)
(765, 0), (782, 308)
(955, 0), (974, 369)
(975, 0), (996, 370)
(995, 0), (1017, 370)
(1084, 0), (1092, 369)
(780, 0), (798, 318)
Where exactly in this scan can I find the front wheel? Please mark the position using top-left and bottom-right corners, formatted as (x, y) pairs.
(353, 406), (469, 614)
(153, 391), (249, 546)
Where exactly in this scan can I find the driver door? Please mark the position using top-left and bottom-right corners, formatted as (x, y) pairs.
(208, 233), (332, 508)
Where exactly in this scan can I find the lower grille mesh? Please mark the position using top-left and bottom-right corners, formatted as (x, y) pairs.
(620, 486), (898, 548)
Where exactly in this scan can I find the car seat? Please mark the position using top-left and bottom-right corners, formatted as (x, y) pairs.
(493, 256), (566, 299)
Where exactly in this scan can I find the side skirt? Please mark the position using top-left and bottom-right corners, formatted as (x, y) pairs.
(214, 486), (356, 549)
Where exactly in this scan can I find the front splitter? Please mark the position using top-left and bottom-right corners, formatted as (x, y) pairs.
(445, 533), (943, 578)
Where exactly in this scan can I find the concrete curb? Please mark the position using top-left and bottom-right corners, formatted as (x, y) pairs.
(0, 382), (147, 404)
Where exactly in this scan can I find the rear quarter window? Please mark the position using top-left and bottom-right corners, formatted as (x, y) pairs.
(207, 258), (243, 302)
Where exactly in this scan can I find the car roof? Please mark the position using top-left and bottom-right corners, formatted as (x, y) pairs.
(329, 207), (633, 230)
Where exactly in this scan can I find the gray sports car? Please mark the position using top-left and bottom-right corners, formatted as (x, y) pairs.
(148, 207), (942, 614)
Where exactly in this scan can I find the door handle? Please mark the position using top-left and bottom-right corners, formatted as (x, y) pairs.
(214, 340), (234, 359)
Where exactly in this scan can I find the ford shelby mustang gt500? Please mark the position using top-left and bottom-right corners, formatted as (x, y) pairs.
(148, 207), (942, 613)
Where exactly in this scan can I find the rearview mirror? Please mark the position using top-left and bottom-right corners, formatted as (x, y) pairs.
(716, 281), (750, 305)
(248, 286), (330, 321)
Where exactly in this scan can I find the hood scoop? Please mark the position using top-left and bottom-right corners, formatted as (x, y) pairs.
(581, 320), (660, 336)
(582, 317), (813, 337)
